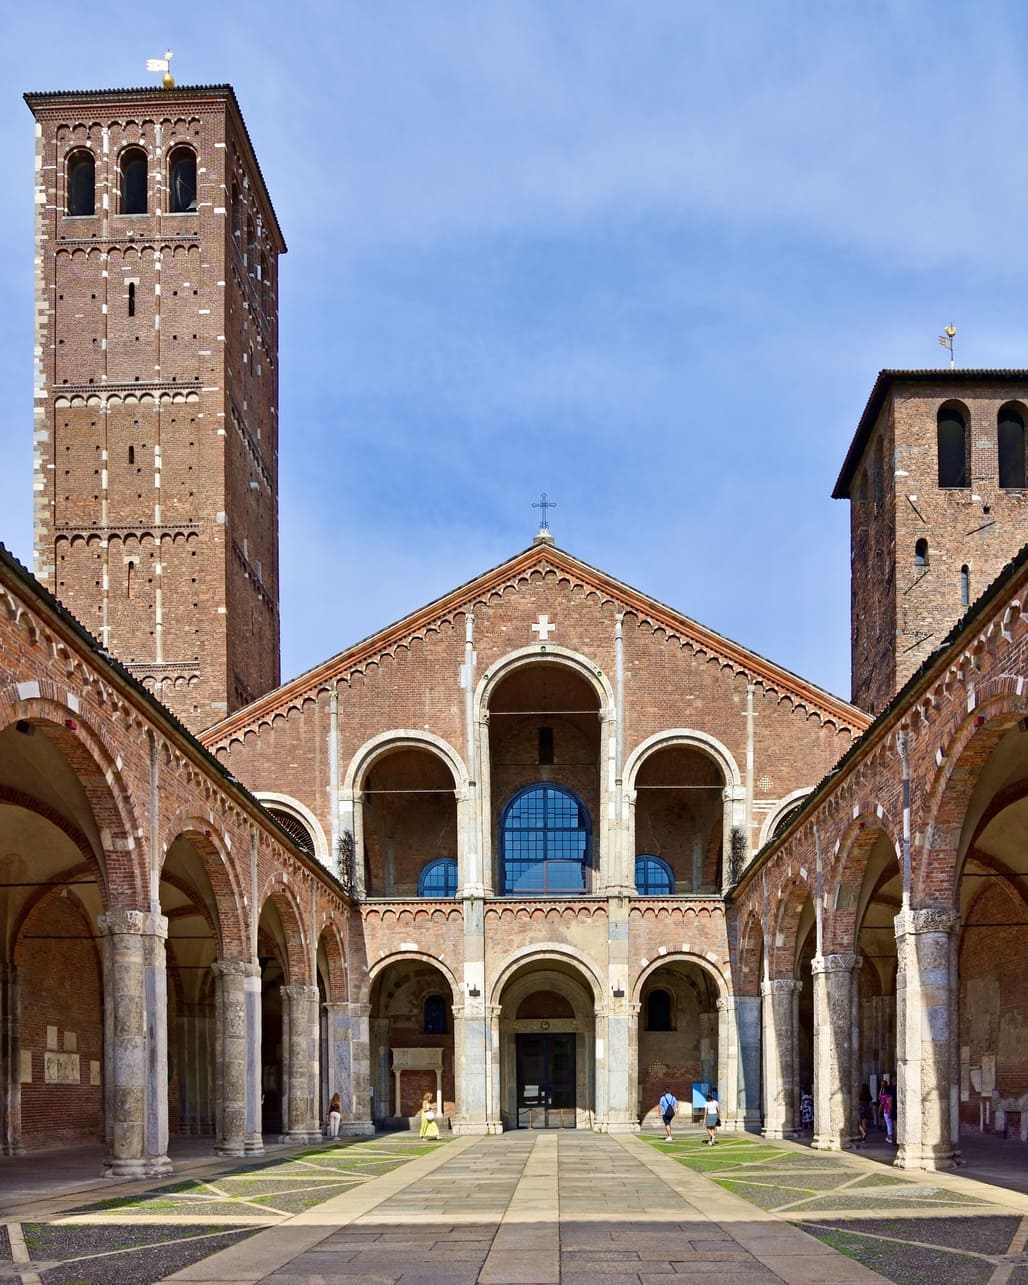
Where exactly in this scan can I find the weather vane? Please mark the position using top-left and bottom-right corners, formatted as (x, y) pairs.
(532, 492), (556, 534)
(146, 50), (175, 89)
(937, 323), (956, 369)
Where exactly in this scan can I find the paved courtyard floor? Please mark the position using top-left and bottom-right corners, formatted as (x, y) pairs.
(1, 1128), (1027, 1283)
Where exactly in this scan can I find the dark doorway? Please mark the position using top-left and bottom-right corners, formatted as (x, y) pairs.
(516, 1033), (576, 1128)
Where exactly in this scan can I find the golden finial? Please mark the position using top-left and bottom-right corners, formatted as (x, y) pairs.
(146, 50), (175, 88)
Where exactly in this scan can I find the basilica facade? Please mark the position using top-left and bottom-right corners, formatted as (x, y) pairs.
(0, 81), (1024, 1176)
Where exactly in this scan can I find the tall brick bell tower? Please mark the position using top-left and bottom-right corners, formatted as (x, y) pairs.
(834, 370), (1028, 717)
(25, 84), (284, 732)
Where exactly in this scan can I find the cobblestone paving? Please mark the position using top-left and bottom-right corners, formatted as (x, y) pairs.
(0, 1136), (442, 1285)
(645, 1132), (1028, 1284)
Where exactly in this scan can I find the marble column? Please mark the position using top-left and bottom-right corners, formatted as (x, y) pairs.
(811, 952), (859, 1151)
(735, 993), (762, 1129)
(243, 963), (263, 1153)
(370, 1016), (390, 1124)
(99, 909), (171, 1177)
(281, 983), (321, 1143)
(716, 996), (739, 1131)
(605, 999), (640, 1133)
(485, 1004), (503, 1134)
(894, 906), (960, 1170)
(212, 960), (248, 1156)
(0, 965), (22, 1155)
(323, 1000), (374, 1136)
(761, 978), (801, 1138)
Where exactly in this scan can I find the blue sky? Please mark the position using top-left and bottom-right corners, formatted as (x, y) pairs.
(2, 2), (1027, 701)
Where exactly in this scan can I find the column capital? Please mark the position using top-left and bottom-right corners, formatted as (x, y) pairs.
(894, 906), (960, 936)
(211, 958), (251, 979)
(98, 908), (167, 938)
(761, 977), (802, 996)
(811, 952), (859, 975)
(281, 983), (318, 1001)
(716, 995), (735, 1013)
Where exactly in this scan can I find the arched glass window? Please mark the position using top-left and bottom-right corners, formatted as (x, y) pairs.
(265, 807), (316, 859)
(168, 146), (197, 213)
(418, 857), (458, 897)
(66, 151), (95, 216)
(961, 564), (970, 607)
(998, 406), (1026, 490)
(937, 405), (969, 488)
(915, 538), (929, 567)
(120, 147), (148, 214)
(645, 989), (673, 1031)
(635, 854), (674, 895)
(500, 784), (591, 894)
(423, 995), (447, 1035)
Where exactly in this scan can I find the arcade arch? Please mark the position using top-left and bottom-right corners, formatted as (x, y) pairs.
(636, 956), (721, 1128)
(368, 957), (456, 1126)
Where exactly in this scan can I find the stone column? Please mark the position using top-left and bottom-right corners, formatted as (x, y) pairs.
(280, 984), (321, 1143)
(485, 1004), (502, 1133)
(761, 978), (801, 1138)
(99, 909), (171, 1177)
(716, 996), (738, 1130)
(370, 1016), (390, 1125)
(605, 998), (639, 1133)
(243, 963), (263, 1153)
(894, 907), (960, 1170)
(212, 960), (248, 1156)
(0, 965), (23, 1155)
(735, 993), (762, 1129)
(811, 952), (859, 1151)
(323, 1001), (374, 1136)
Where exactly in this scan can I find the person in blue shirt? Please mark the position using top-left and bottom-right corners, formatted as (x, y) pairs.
(659, 1088), (678, 1140)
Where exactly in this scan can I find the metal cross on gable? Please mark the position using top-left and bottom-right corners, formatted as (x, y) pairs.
(532, 492), (556, 531)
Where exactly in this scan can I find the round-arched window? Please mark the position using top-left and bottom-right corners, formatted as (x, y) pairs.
(500, 784), (591, 895)
(67, 150), (95, 216)
(635, 854), (674, 895)
(418, 858), (458, 897)
(120, 147), (148, 214)
(168, 145), (197, 213)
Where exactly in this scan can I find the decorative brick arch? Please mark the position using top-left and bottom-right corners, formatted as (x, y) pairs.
(759, 789), (813, 848)
(343, 731), (468, 795)
(255, 792), (330, 866)
(631, 950), (730, 1004)
(623, 728), (743, 793)
(0, 695), (144, 908)
(158, 810), (249, 961)
(489, 943), (604, 1008)
(362, 951), (458, 1006)
(823, 817), (896, 956)
(316, 920), (348, 1002)
(917, 693), (1027, 906)
(256, 878), (309, 985)
(768, 871), (815, 978)
(474, 645), (615, 724)
(733, 908), (766, 999)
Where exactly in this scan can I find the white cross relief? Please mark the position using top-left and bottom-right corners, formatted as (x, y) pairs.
(532, 614), (556, 641)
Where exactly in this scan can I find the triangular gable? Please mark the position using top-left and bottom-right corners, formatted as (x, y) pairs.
(200, 544), (868, 744)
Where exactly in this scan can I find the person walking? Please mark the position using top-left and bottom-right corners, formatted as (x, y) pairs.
(327, 1091), (341, 1139)
(800, 1088), (814, 1133)
(704, 1092), (721, 1145)
(880, 1084), (895, 1144)
(658, 1088), (678, 1140)
(856, 1084), (871, 1147)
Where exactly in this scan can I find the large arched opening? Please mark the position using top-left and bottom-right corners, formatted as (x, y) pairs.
(636, 957), (720, 1128)
(368, 958), (455, 1127)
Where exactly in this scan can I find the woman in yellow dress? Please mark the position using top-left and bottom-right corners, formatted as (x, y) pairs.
(419, 1091), (440, 1139)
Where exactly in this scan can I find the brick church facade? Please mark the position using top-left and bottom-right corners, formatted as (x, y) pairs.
(0, 81), (1024, 1174)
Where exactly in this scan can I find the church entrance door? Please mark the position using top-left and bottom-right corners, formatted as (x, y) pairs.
(516, 1032), (576, 1128)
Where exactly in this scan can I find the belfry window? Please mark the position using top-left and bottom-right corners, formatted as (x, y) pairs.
(418, 857), (458, 897)
(998, 405), (1026, 490)
(168, 146), (197, 213)
(66, 151), (95, 216)
(635, 854), (674, 896)
(120, 148), (148, 215)
(914, 538), (928, 568)
(500, 784), (591, 895)
(937, 405), (969, 488)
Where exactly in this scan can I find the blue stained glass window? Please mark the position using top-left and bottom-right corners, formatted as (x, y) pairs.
(500, 785), (591, 895)
(418, 857), (458, 897)
(635, 855), (674, 896)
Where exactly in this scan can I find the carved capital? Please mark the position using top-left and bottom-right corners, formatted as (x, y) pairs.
(211, 959), (250, 979)
(811, 952), (859, 975)
(761, 978), (802, 996)
(895, 906), (960, 937)
(97, 908), (167, 938)
(716, 996), (734, 1012)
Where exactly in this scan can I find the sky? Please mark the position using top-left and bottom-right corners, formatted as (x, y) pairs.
(2, 1), (1027, 702)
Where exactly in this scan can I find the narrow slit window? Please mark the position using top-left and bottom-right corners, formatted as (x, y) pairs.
(128, 445), (135, 465)
(915, 538), (928, 567)
(128, 282), (136, 317)
(960, 565), (970, 607)
(538, 726), (554, 764)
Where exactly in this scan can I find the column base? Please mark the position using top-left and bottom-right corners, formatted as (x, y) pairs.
(0, 1143), (26, 1156)
(452, 1120), (492, 1136)
(214, 1144), (246, 1157)
(104, 1154), (173, 1178)
(279, 1131), (322, 1145)
(338, 1122), (375, 1137)
(244, 1134), (265, 1155)
(603, 1120), (641, 1134)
